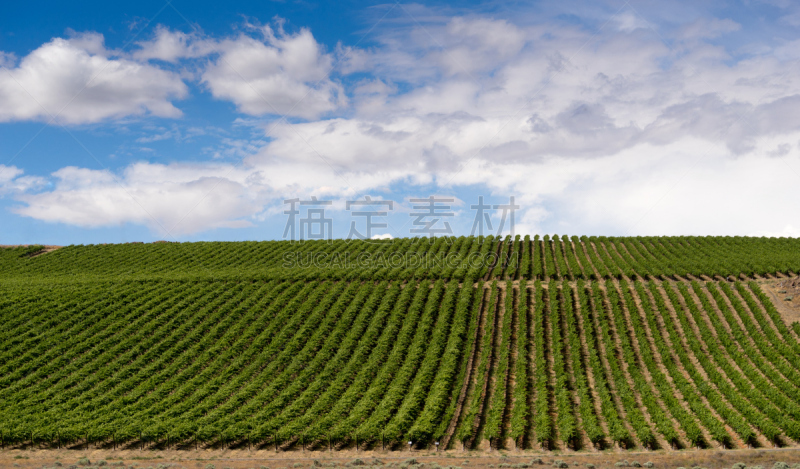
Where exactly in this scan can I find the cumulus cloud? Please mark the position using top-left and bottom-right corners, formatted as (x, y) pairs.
(0, 165), (46, 194)
(200, 25), (344, 119)
(0, 52), (15, 68)
(0, 33), (188, 124)
(132, 22), (345, 119)
(10, 10), (800, 237)
(14, 163), (266, 236)
(132, 26), (211, 62)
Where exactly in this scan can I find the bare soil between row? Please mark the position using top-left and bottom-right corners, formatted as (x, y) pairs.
(5, 447), (800, 469)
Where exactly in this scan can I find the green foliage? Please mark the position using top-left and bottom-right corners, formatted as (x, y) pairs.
(2, 236), (800, 450)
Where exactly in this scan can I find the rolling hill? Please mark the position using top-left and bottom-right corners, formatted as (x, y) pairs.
(1, 236), (800, 452)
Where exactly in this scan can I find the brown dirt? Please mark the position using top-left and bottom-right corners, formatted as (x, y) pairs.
(756, 278), (800, 334)
(7, 447), (800, 469)
(1, 245), (62, 256)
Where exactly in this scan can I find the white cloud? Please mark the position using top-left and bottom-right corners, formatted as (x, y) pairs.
(14, 163), (266, 236)
(132, 26), (208, 62)
(200, 25), (344, 119)
(0, 34), (188, 124)
(751, 225), (800, 238)
(131, 23), (346, 119)
(10, 12), (800, 237)
(0, 165), (46, 194)
(0, 165), (23, 185)
(0, 52), (15, 68)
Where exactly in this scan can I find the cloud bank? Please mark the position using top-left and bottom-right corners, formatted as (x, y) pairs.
(5, 7), (800, 237)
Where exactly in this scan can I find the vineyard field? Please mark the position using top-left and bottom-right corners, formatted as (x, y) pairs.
(3, 235), (800, 282)
(2, 237), (800, 453)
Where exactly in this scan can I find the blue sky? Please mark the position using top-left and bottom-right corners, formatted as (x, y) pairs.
(1, 0), (800, 245)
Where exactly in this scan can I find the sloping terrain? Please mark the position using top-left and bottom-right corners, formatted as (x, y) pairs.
(1, 237), (800, 453)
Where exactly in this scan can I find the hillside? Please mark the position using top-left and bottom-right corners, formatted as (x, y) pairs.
(2, 235), (800, 282)
(1, 236), (800, 453)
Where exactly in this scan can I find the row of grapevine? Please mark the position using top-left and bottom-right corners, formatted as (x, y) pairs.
(550, 282), (577, 446)
(2, 275), (800, 450)
(483, 281), (515, 444)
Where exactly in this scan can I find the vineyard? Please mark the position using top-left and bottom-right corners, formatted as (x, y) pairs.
(2, 236), (800, 453)
(3, 235), (800, 282)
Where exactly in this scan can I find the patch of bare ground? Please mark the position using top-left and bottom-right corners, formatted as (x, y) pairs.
(10, 446), (800, 469)
(1, 245), (62, 256)
(599, 283), (671, 452)
(632, 283), (738, 450)
(755, 277), (800, 337)
(650, 282), (771, 449)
